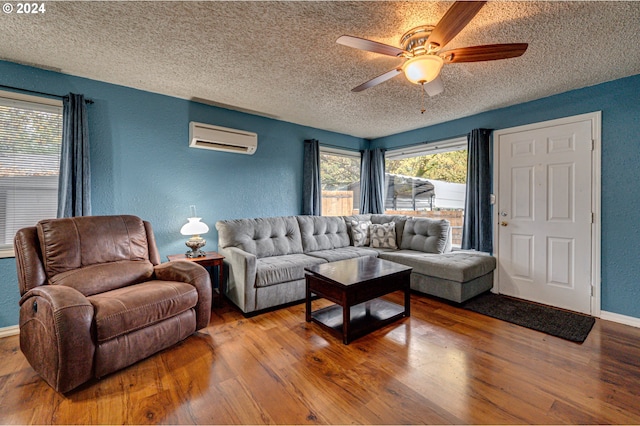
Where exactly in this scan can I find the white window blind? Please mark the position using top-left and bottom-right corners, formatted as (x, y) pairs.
(0, 91), (62, 254)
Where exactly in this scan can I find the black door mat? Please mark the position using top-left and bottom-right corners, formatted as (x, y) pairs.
(462, 292), (595, 343)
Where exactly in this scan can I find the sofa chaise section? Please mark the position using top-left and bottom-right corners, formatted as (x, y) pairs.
(379, 250), (496, 303)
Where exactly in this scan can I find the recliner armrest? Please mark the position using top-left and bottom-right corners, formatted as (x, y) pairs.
(154, 261), (212, 330)
(14, 226), (47, 296)
(19, 285), (94, 393)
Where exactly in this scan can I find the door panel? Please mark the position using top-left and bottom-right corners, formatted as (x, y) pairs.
(511, 234), (533, 279)
(548, 163), (574, 221)
(511, 166), (534, 220)
(497, 120), (592, 314)
(547, 237), (573, 287)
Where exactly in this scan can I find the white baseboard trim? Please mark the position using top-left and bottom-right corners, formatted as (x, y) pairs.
(600, 311), (640, 328)
(0, 325), (19, 338)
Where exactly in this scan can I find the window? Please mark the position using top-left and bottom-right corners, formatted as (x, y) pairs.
(385, 137), (467, 247)
(0, 91), (63, 256)
(319, 146), (361, 216)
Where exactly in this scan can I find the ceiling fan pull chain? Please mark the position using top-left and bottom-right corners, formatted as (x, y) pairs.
(420, 82), (426, 114)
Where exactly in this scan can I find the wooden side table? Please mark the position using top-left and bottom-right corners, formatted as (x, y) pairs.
(167, 251), (225, 307)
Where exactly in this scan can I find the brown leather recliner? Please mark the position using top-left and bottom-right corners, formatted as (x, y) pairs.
(14, 215), (212, 393)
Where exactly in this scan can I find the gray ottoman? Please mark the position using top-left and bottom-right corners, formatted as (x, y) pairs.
(378, 251), (496, 303)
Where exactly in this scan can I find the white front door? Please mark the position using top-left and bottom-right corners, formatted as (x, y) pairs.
(495, 115), (596, 314)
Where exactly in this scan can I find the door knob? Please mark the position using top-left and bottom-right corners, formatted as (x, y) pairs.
(500, 221), (508, 227)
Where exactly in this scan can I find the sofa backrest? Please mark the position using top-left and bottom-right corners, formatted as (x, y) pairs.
(215, 214), (452, 259)
(216, 216), (303, 258)
(35, 215), (155, 296)
(296, 216), (350, 252)
(400, 217), (452, 253)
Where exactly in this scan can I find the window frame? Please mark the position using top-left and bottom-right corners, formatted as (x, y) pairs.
(385, 136), (468, 248)
(319, 145), (360, 160)
(0, 90), (63, 258)
(319, 145), (361, 216)
(385, 136), (467, 160)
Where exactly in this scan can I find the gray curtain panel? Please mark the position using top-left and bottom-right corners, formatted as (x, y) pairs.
(302, 139), (321, 215)
(58, 93), (91, 218)
(360, 148), (385, 214)
(462, 128), (492, 252)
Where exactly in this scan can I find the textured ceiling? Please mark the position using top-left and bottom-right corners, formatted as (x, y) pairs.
(2, 1), (640, 139)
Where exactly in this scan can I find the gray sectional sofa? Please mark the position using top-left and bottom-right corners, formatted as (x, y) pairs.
(216, 214), (496, 315)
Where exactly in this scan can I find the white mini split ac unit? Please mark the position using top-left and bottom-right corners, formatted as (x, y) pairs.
(189, 121), (258, 155)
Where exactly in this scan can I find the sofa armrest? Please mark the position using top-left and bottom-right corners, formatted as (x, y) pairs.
(218, 246), (257, 313)
(19, 285), (95, 393)
(445, 224), (453, 253)
(154, 261), (212, 330)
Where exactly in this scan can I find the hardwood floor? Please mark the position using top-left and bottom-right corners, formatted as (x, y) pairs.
(1, 293), (639, 424)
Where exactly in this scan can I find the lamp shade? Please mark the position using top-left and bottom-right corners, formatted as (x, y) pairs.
(180, 217), (209, 236)
(402, 55), (444, 85)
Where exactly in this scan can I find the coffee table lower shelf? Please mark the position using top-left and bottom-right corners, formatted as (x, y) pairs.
(309, 298), (407, 344)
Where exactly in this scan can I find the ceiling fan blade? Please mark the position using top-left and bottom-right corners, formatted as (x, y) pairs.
(427, 1), (487, 49)
(337, 35), (407, 57)
(423, 75), (444, 97)
(439, 43), (528, 63)
(352, 68), (403, 92)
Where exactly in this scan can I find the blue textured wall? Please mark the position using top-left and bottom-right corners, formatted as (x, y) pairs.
(0, 259), (18, 327)
(1, 58), (639, 327)
(371, 74), (640, 320)
(0, 60), (366, 327)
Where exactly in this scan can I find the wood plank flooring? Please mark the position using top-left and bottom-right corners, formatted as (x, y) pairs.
(1, 292), (639, 424)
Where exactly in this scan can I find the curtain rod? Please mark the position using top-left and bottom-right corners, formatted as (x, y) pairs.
(391, 134), (469, 151)
(319, 142), (360, 152)
(0, 84), (94, 104)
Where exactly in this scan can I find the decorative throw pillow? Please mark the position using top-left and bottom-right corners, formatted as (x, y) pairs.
(369, 222), (398, 249)
(350, 220), (371, 247)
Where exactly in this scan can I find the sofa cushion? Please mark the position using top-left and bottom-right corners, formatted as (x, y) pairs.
(216, 216), (303, 258)
(343, 214), (371, 245)
(350, 220), (371, 247)
(306, 246), (379, 262)
(49, 260), (154, 297)
(400, 217), (451, 254)
(88, 280), (198, 343)
(255, 254), (326, 288)
(378, 251), (496, 282)
(37, 215), (150, 278)
(297, 216), (350, 252)
(370, 214), (408, 247)
(369, 222), (398, 249)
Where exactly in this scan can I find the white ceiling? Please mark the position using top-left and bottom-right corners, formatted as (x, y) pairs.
(2, 1), (640, 139)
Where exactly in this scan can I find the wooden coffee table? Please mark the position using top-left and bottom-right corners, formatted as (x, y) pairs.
(305, 257), (412, 344)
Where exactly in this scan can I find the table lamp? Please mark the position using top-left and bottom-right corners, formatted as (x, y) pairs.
(180, 205), (209, 258)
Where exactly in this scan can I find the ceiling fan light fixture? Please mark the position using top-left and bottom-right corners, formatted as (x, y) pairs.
(401, 55), (444, 85)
